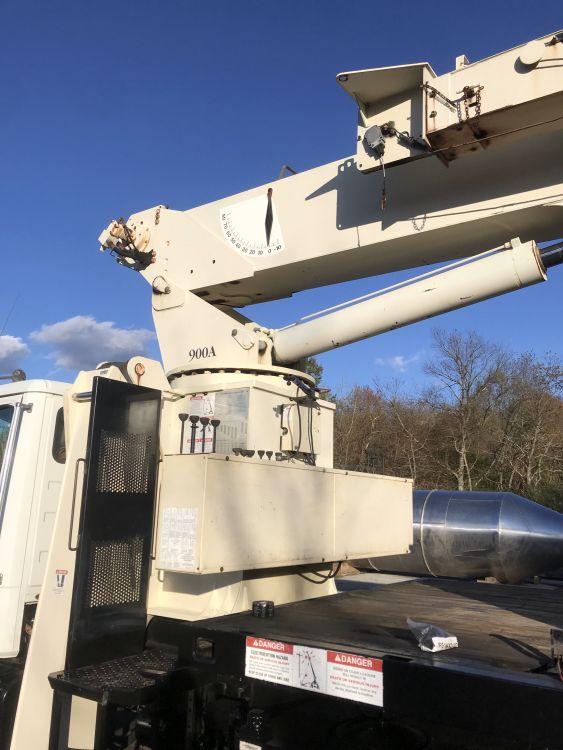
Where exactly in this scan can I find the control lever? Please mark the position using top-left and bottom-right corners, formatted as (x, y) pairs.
(189, 416), (199, 454)
(200, 417), (210, 453)
(210, 419), (221, 452)
(178, 414), (189, 454)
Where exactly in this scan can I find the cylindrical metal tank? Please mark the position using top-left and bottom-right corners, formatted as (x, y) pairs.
(367, 490), (563, 584)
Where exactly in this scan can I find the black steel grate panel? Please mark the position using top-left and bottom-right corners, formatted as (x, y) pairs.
(87, 536), (144, 608)
(66, 378), (160, 670)
(96, 430), (152, 494)
(65, 648), (177, 692)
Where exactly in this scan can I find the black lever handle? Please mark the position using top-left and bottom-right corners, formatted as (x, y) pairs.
(189, 416), (199, 454)
(210, 419), (220, 453)
(178, 413), (189, 454)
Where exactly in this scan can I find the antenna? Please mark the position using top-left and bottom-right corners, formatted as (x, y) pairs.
(0, 294), (20, 338)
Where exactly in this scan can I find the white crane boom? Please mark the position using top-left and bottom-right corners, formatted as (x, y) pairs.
(99, 29), (563, 375)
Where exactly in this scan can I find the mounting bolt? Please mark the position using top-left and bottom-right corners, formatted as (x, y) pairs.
(252, 600), (275, 618)
(134, 362), (146, 385)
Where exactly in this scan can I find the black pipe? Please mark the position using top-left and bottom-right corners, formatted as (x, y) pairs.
(540, 240), (563, 269)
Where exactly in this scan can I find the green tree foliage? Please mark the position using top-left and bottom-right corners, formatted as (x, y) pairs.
(302, 356), (324, 384)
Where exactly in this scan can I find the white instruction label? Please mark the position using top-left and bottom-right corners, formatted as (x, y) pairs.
(245, 637), (293, 686)
(189, 393), (215, 418)
(188, 394), (216, 453)
(52, 568), (69, 596)
(326, 650), (383, 705)
(294, 645), (327, 693)
(245, 637), (383, 707)
(239, 743), (261, 750)
(159, 506), (199, 571)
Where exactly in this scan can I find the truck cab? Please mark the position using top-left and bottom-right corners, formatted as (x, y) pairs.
(0, 379), (68, 748)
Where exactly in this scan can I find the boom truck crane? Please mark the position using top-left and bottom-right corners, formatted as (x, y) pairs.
(5, 30), (563, 750)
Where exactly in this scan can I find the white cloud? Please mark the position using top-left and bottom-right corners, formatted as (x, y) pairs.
(31, 316), (154, 371)
(0, 335), (29, 371)
(374, 353), (421, 373)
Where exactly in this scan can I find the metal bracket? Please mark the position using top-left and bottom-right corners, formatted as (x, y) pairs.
(231, 327), (255, 350)
(68, 458), (85, 551)
(150, 458), (163, 560)
(278, 164), (298, 179)
(72, 391), (93, 403)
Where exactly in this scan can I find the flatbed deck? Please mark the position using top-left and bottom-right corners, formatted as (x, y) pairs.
(334, 576), (563, 673)
(165, 577), (563, 749)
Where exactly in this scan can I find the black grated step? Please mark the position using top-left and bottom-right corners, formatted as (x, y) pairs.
(48, 648), (178, 705)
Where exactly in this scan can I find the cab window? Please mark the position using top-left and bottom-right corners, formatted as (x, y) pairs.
(0, 405), (14, 473)
(52, 407), (66, 464)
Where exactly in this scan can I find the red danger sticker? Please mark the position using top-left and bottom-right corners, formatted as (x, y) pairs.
(245, 638), (383, 706)
(246, 637), (294, 655)
(327, 651), (382, 671)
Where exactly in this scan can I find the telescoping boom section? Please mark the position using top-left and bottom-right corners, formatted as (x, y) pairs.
(98, 31), (563, 376)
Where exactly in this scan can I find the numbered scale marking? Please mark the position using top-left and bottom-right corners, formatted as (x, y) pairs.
(220, 192), (285, 258)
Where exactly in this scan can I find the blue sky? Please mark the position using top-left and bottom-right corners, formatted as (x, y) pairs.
(0, 1), (561, 392)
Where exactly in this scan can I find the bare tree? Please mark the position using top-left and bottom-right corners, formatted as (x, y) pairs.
(333, 385), (383, 472)
(332, 331), (562, 509)
(424, 329), (506, 491)
(492, 353), (563, 500)
(384, 382), (433, 485)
